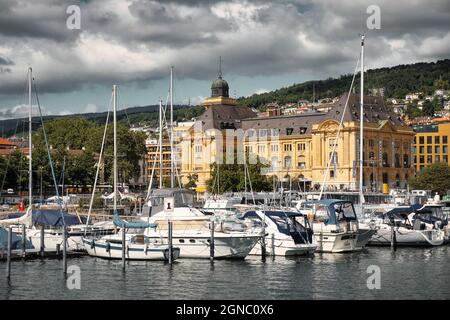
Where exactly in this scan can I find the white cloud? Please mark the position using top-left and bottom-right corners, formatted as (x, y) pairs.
(81, 103), (98, 114)
(253, 88), (269, 95)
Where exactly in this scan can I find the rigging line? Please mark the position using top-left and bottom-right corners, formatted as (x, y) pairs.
(318, 55), (360, 200)
(85, 94), (113, 233)
(33, 79), (66, 227)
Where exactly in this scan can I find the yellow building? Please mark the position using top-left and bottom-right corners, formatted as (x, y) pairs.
(412, 121), (450, 171)
(180, 76), (415, 192)
(242, 93), (414, 191)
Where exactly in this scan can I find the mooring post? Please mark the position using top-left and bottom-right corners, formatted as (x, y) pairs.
(271, 233), (275, 258)
(261, 230), (266, 260)
(63, 226), (67, 275)
(40, 225), (45, 257)
(210, 220), (215, 262)
(391, 224), (397, 249)
(122, 227), (126, 270)
(6, 226), (12, 280)
(22, 224), (26, 258)
(168, 221), (173, 264)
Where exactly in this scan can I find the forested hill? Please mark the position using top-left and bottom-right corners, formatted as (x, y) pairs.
(0, 104), (204, 137)
(237, 59), (450, 109)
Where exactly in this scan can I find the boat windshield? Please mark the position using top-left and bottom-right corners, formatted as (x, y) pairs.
(333, 202), (357, 221)
(149, 192), (194, 208)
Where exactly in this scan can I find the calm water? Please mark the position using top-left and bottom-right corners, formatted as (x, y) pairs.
(1, 246), (449, 299)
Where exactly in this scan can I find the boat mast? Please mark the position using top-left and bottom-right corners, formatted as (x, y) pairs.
(113, 85), (118, 212)
(359, 35), (365, 206)
(159, 98), (163, 189)
(28, 67), (33, 207)
(170, 66), (174, 188)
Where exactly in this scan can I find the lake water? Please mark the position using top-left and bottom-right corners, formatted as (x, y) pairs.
(1, 246), (449, 300)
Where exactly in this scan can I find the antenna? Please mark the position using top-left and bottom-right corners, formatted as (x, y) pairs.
(218, 56), (222, 78)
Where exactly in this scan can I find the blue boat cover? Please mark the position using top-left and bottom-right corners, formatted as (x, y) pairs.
(0, 227), (33, 250)
(112, 210), (157, 229)
(384, 204), (422, 219)
(32, 210), (86, 227)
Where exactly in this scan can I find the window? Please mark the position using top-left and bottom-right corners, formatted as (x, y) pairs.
(271, 128), (279, 136)
(444, 146), (448, 154)
(329, 152), (338, 165)
(419, 146), (424, 154)
(297, 143), (306, 151)
(413, 156), (417, 164)
(435, 146), (440, 154)
(435, 136), (440, 144)
(195, 145), (202, 153)
(444, 136), (448, 144)
(427, 136), (432, 144)
(413, 136), (416, 144)
(299, 127), (307, 134)
(369, 139), (374, 147)
(419, 155), (424, 164)
(427, 155), (433, 163)
(395, 154), (401, 168)
(382, 152), (389, 167)
(419, 136), (424, 144)
(271, 157), (278, 169)
(271, 144), (279, 152)
(444, 155), (448, 163)
(248, 130), (255, 137)
(403, 154), (409, 167)
(245, 145), (253, 153)
(435, 155), (440, 162)
(259, 129), (268, 137)
(284, 144), (292, 152)
(297, 155), (306, 168)
(284, 156), (292, 168)
(258, 145), (265, 153)
(286, 128), (294, 135)
(330, 170), (335, 178)
(427, 146), (432, 154)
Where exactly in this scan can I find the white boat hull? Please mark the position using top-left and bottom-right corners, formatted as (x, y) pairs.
(145, 234), (260, 259)
(314, 231), (359, 253)
(249, 236), (316, 256)
(368, 227), (445, 247)
(82, 238), (178, 260)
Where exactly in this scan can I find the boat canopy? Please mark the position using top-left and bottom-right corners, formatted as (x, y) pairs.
(148, 188), (195, 207)
(32, 209), (86, 227)
(303, 199), (358, 225)
(113, 210), (157, 229)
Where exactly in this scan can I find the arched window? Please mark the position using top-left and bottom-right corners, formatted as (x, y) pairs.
(395, 154), (401, 168)
(395, 174), (400, 187)
(271, 156), (278, 170)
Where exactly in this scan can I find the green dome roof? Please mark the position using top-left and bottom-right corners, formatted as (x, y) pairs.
(211, 76), (229, 97)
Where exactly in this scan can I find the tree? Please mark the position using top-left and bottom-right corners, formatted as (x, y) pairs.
(422, 100), (435, 117)
(184, 173), (198, 190)
(409, 163), (450, 195)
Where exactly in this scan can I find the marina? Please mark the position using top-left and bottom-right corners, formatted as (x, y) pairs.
(1, 247), (449, 300)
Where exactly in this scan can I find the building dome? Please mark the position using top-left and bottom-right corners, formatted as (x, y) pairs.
(211, 76), (229, 98)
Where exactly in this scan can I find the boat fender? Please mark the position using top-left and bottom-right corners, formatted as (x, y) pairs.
(145, 244), (148, 254)
(90, 239), (95, 249)
(106, 242), (110, 253)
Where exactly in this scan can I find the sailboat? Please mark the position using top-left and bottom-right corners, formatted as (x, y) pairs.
(140, 68), (261, 259)
(82, 85), (179, 260)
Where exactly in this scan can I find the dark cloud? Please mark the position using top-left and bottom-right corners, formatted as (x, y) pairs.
(0, 0), (449, 96)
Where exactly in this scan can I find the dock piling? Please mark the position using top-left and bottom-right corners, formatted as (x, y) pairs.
(122, 228), (126, 270)
(168, 221), (173, 264)
(271, 233), (275, 258)
(6, 226), (12, 280)
(22, 225), (26, 258)
(210, 220), (215, 262)
(63, 226), (67, 275)
(40, 225), (45, 257)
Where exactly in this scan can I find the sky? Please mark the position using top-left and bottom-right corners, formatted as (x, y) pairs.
(0, 0), (449, 119)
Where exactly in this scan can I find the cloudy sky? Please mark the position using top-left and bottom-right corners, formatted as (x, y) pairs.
(0, 0), (449, 119)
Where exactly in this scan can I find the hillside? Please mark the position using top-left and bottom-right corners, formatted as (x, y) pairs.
(1, 104), (204, 137)
(238, 59), (450, 109)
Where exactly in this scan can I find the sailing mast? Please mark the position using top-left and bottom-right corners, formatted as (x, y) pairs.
(359, 35), (365, 206)
(113, 85), (118, 212)
(28, 67), (32, 207)
(159, 99), (163, 189)
(170, 66), (174, 188)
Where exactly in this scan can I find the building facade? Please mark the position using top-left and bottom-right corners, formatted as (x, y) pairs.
(412, 121), (450, 172)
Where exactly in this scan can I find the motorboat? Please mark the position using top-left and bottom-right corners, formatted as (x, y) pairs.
(141, 188), (261, 259)
(367, 203), (447, 247)
(296, 199), (360, 253)
(239, 209), (316, 256)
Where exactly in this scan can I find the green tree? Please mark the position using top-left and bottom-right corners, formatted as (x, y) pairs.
(409, 163), (450, 195)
